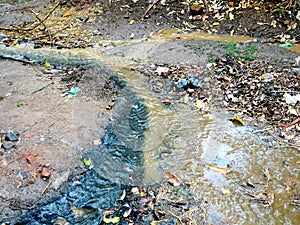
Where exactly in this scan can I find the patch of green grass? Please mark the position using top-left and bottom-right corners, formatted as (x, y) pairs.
(222, 42), (258, 61)
(207, 53), (217, 62)
(184, 41), (258, 62)
(225, 42), (241, 56)
(243, 45), (258, 61)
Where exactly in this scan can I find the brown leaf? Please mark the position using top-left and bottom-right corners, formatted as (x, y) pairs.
(205, 164), (232, 174)
(165, 172), (180, 186)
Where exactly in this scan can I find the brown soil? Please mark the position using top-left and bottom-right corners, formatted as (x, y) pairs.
(0, 61), (121, 219)
(0, 0), (299, 222)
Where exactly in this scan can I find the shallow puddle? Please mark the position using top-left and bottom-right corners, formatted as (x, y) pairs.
(117, 69), (300, 224)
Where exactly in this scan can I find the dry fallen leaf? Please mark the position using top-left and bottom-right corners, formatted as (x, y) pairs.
(165, 172), (181, 186)
(205, 164), (232, 174)
(221, 188), (232, 195)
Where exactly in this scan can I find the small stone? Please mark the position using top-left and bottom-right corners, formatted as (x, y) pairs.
(2, 141), (15, 150)
(44, 163), (51, 167)
(26, 152), (38, 164)
(93, 139), (102, 146)
(5, 131), (19, 142)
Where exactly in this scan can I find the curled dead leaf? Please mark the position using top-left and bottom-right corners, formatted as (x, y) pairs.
(205, 164), (232, 174)
(165, 172), (180, 186)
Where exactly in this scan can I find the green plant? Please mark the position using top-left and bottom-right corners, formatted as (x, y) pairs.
(276, 7), (284, 13)
(243, 45), (258, 61)
(225, 42), (240, 57)
(208, 53), (217, 62)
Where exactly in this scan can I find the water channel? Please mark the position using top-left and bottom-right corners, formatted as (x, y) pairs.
(0, 1), (299, 223)
(1, 36), (299, 224)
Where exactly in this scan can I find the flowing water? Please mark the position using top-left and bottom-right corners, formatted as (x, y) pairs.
(0, 34), (299, 224)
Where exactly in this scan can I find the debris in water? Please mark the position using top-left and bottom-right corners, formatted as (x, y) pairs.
(205, 164), (232, 174)
(279, 42), (295, 47)
(229, 116), (245, 126)
(165, 172), (181, 186)
(103, 209), (120, 224)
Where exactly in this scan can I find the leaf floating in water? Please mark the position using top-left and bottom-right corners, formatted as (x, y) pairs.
(229, 116), (245, 126)
(83, 157), (93, 170)
(165, 172), (180, 186)
(118, 189), (126, 201)
(205, 164), (232, 175)
(221, 188), (232, 195)
(44, 61), (51, 68)
(103, 209), (120, 224)
(71, 206), (94, 217)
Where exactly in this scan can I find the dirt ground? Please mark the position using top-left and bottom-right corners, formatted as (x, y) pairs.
(0, 0), (300, 222)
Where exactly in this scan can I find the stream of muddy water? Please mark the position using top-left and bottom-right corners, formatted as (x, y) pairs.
(0, 32), (299, 224)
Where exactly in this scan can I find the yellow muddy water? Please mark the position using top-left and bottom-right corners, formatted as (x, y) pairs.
(0, 30), (299, 224)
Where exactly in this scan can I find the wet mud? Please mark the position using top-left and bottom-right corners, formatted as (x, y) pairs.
(1, 0), (300, 224)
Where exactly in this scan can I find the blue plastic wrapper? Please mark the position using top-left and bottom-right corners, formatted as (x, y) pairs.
(68, 87), (80, 98)
(177, 79), (188, 88)
(188, 76), (203, 88)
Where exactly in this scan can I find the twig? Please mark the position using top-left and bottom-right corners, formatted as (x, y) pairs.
(0, 55), (34, 64)
(282, 117), (300, 128)
(31, 66), (51, 81)
(31, 82), (54, 94)
(141, 0), (161, 20)
(42, 180), (52, 195)
(0, 1), (60, 32)
(252, 127), (272, 134)
(30, 9), (53, 45)
(167, 211), (184, 225)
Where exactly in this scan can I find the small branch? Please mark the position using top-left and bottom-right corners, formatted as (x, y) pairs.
(30, 9), (53, 45)
(0, 55), (34, 64)
(0, 1), (60, 32)
(282, 117), (300, 128)
(42, 180), (52, 195)
(31, 82), (54, 94)
(141, 0), (161, 20)
(252, 127), (272, 134)
(167, 211), (184, 225)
